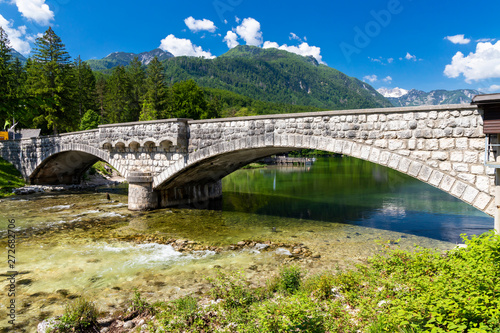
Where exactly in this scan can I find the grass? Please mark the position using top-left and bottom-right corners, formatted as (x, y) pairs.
(0, 157), (25, 197)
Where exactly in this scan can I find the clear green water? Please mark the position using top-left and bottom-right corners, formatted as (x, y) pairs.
(0, 157), (493, 331)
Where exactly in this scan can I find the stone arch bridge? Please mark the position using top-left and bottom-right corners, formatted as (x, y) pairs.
(0, 104), (497, 223)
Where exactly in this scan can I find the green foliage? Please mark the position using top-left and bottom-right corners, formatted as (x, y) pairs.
(74, 57), (97, 117)
(207, 269), (257, 309)
(142, 56), (168, 119)
(368, 231), (500, 332)
(142, 232), (500, 333)
(26, 27), (78, 134)
(79, 109), (100, 130)
(168, 79), (219, 120)
(55, 298), (99, 332)
(104, 65), (133, 123)
(270, 265), (303, 295)
(248, 294), (327, 333)
(130, 289), (155, 315)
(0, 157), (25, 197)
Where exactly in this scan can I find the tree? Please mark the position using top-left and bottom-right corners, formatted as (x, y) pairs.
(26, 27), (77, 134)
(139, 100), (157, 121)
(9, 58), (29, 128)
(74, 56), (97, 117)
(0, 27), (13, 127)
(139, 56), (167, 120)
(79, 109), (100, 130)
(104, 65), (132, 123)
(95, 74), (107, 120)
(168, 79), (208, 119)
(127, 56), (145, 121)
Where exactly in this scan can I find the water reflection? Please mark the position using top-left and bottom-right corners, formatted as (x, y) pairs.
(222, 157), (493, 243)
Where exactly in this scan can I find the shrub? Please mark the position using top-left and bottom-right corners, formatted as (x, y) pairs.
(130, 289), (155, 315)
(207, 269), (256, 308)
(55, 298), (99, 332)
(273, 265), (302, 295)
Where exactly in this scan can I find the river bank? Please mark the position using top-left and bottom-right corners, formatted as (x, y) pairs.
(35, 231), (500, 333)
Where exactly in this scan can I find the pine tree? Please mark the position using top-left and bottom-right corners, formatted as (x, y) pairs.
(74, 56), (97, 117)
(0, 27), (13, 128)
(79, 109), (100, 130)
(127, 56), (145, 121)
(139, 100), (157, 121)
(140, 56), (167, 120)
(26, 27), (77, 134)
(104, 65), (132, 123)
(95, 75), (107, 120)
(9, 58), (29, 128)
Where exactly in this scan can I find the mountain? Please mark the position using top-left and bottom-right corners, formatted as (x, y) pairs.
(159, 45), (392, 110)
(10, 49), (26, 64)
(387, 89), (483, 107)
(86, 48), (173, 71)
(377, 87), (408, 98)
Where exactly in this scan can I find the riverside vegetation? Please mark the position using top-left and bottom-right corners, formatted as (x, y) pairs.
(50, 231), (500, 333)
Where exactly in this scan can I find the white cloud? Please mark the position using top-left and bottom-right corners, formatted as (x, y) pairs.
(405, 52), (416, 61)
(444, 41), (500, 82)
(487, 84), (500, 92)
(444, 34), (470, 45)
(262, 41), (279, 48)
(363, 75), (378, 83)
(235, 16), (240, 23)
(184, 16), (217, 33)
(0, 15), (31, 54)
(477, 38), (495, 43)
(159, 34), (215, 59)
(12, 0), (54, 25)
(382, 76), (392, 83)
(223, 30), (239, 49)
(263, 41), (325, 64)
(387, 58), (394, 63)
(235, 17), (262, 46)
(289, 32), (301, 42)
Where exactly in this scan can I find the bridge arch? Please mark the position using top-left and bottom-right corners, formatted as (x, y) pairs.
(153, 133), (494, 215)
(28, 144), (126, 185)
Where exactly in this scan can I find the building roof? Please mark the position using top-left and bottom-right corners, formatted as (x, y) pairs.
(471, 93), (500, 105)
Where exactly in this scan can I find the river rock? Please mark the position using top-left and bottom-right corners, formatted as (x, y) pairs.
(123, 320), (135, 329)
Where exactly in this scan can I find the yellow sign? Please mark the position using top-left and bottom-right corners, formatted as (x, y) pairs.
(0, 132), (8, 140)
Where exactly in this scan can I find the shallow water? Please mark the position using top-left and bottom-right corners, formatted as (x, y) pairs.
(0, 157), (493, 331)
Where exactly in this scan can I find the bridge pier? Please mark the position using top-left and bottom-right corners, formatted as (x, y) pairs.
(157, 181), (222, 208)
(128, 172), (158, 211)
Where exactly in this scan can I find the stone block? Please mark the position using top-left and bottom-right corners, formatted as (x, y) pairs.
(398, 157), (411, 173)
(408, 161), (422, 177)
(387, 154), (401, 169)
(428, 170), (444, 186)
(473, 192), (492, 210)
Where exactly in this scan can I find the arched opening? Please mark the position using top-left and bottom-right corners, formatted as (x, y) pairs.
(30, 151), (102, 185)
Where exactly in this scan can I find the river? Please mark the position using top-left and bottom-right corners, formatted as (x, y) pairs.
(0, 156), (493, 331)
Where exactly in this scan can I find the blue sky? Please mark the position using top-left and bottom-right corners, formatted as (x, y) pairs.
(1, 0), (500, 93)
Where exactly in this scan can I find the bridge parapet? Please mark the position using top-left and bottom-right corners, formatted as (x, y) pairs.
(98, 118), (189, 152)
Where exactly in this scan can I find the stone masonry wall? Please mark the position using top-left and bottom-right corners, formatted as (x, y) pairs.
(0, 105), (495, 214)
(187, 104), (494, 215)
